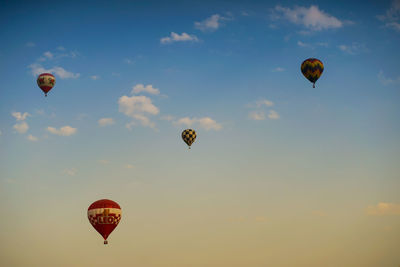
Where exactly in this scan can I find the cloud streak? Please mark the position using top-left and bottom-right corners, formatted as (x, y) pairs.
(47, 126), (77, 136)
(160, 32), (198, 44)
(174, 117), (222, 131)
(271, 5), (344, 31)
(29, 64), (80, 79)
(195, 14), (231, 32)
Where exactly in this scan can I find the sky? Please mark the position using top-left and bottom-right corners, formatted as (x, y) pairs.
(0, 0), (400, 266)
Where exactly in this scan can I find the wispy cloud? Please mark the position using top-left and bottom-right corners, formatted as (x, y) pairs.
(298, 40), (330, 49)
(160, 32), (198, 44)
(13, 121), (29, 134)
(12, 112), (30, 121)
(90, 75), (100, 80)
(131, 84), (160, 95)
(255, 99), (274, 108)
(43, 51), (54, 60)
(27, 134), (38, 142)
(174, 117), (222, 131)
(124, 164), (135, 169)
(124, 58), (134, 64)
(99, 159), (110, 165)
(377, 0), (400, 31)
(248, 111), (265, 120)
(268, 110), (280, 120)
(63, 168), (77, 176)
(29, 64), (80, 79)
(272, 67), (285, 72)
(378, 70), (400, 85)
(161, 115), (175, 121)
(248, 99), (279, 121)
(26, 42), (35, 47)
(366, 202), (400, 215)
(271, 5), (344, 31)
(47, 126), (77, 136)
(338, 43), (367, 55)
(98, 118), (114, 127)
(194, 14), (232, 32)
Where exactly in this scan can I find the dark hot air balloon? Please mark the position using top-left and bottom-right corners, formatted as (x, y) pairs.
(88, 199), (122, 244)
(37, 73), (56, 96)
(181, 129), (196, 149)
(301, 58), (324, 88)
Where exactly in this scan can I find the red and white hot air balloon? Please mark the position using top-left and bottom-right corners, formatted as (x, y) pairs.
(87, 199), (122, 244)
(37, 73), (56, 96)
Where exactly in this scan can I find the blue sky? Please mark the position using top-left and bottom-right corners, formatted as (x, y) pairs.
(1, 0), (400, 266)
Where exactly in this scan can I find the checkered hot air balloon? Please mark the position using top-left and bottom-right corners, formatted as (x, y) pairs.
(181, 129), (196, 149)
(37, 73), (56, 96)
(301, 58), (324, 88)
(88, 199), (122, 245)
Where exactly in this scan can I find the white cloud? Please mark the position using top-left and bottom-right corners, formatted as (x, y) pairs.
(273, 67), (285, 72)
(378, 70), (400, 85)
(161, 115), (175, 121)
(160, 32), (198, 44)
(57, 46), (66, 51)
(119, 95), (159, 115)
(43, 51), (53, 59)
(12, 112), (30, 121)
(195, 14), (231, 32)
(26, 42), (35, 47)
(174, 117), (222, 131)
(297, 40), (311, 47)
(98, 118), (114, 127)
(256, 99), (274, 107)
(377, 0), (400, 31)
(118, 95), (159, 129)
(125, 164), (135, 169)
(272, 5), (344, 31)
(63, 168), (77, 176)
(132, 84), (160, 95)
(13, 122), (29, 134)
(268, 110), (280, 120)
(338, 43), (367, 55)
(124, 58), (133, 64)
(27, 134), (38, 142)
(90, 75), (100, 80)
(366, 202), (400, 215)
(47, 126), (77, 136)
(29, 64), (80, 79)
(248, 111), (265, 120)
(248, 99), (279, 121)
(99, 159), (110, 164)
(385, 21), (400, 31)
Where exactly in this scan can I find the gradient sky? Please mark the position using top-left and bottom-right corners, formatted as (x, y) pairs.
(1, 0), (400, 266)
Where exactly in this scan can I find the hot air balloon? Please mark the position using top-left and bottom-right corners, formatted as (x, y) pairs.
(301, 58), (324, 88)
(37, 73), (56, 96)
(182, 129), (196, 149)
(88, 199), (122, 245)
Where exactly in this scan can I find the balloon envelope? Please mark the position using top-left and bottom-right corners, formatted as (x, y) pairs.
(37, 73), (56, 96)
(182, 129), (197, 148)
(87, 199), (122, 244)
(301, 58), (324, 88)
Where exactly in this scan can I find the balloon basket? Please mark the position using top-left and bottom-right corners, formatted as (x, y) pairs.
(104, 240), (108, 245)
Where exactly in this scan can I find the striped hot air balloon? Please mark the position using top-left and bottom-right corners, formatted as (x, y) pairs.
(37, 73), (56, 96)
(301, 58), (324, 88)
(87, 199), (122, 244)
